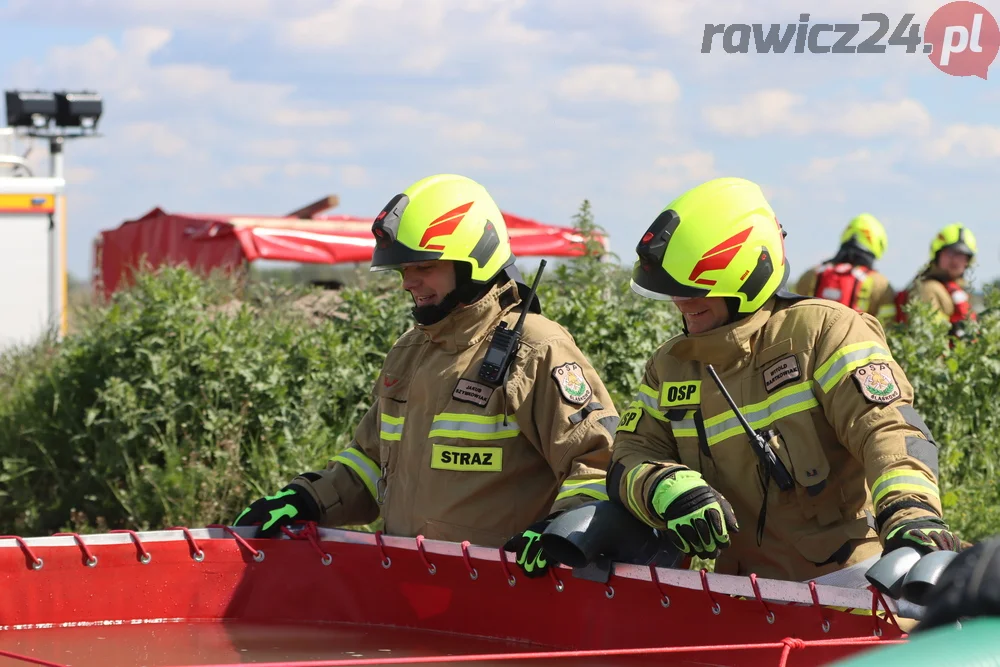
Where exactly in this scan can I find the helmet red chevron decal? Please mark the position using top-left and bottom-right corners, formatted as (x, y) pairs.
(688, 227), (753, 286)
(419, 201), (474, 250)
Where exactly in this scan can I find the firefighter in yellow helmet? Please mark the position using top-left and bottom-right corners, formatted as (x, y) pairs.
(235, 174), (618, 579)
(794, 214), (896, 323)
(894, 224), (978, 339)
(609, 177), (957, 583)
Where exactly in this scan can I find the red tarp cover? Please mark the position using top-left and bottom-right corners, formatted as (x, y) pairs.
(95, 208), (602, 298)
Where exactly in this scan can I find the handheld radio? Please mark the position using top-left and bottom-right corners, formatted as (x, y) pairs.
(705, 364), (794, 492)
(478, 260), (547, 385)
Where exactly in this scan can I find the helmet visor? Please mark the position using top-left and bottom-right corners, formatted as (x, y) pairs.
(630, 208), (711, 300)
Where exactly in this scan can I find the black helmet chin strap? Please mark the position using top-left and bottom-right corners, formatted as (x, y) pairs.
(411, 262), (495, 325)
(411, 264), (538, 326)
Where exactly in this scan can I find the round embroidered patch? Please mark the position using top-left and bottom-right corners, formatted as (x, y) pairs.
(551, 362), (593, 405)
(852, 362), (901, 404)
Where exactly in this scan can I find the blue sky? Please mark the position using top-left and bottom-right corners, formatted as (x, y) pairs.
(1, 0), (997, 288)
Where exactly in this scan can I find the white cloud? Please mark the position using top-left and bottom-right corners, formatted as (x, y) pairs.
(437, 121), (526, 150)
(703, 89), (809, 137)
(379, 106), (441, 127)
(270, 109), (351, 127)
(799, 149), (907, 184)
(831, 99), (932, 138)
(629, 150), (718, 195)
(245, 139), (302, 159)
(154, 64), (293, 116)
(282, 162), (335, 179)
(453, 155), (538, 173)
(120, 26), (173, 61)
(312, 139), (355, 157)
(556, 65), (681, 105)
(66, 167), (98, 184)
(1, 0), (276, 28)
(277, 0), (550, 74)
(928, 124), (1000, 160)
(367, 106), (529, 157)
(119, 122), (191, 157)
(219, 165), (274, 189)
(704, 92), (932, 139)
(448, 83), (552, 118)
(339, 165), (370, 188)
(8, 28), (297, 122)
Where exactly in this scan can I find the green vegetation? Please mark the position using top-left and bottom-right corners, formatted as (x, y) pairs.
(1, 202), (997, 551)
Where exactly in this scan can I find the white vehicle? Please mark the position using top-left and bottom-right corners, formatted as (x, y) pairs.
(0, 128), (67, 351)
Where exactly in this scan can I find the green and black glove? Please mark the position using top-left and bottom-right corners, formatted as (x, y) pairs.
(233, 484), (320, 538)
(884, 517), (961, 556)
(504, 518), (555, 578)
(651, 468), (739, 560)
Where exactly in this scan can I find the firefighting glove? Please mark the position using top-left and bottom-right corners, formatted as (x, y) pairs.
(651, 468), (739, 560)
(918, 535), (1000, 632)
(504, 518), (556, 579)
(883, 517), (961, 556)
(233, 484), (320, 538)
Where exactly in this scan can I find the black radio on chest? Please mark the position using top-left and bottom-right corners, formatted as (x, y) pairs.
(478, 260), (547, 385)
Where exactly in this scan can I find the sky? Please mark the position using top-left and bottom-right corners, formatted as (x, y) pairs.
(1, 0), (998, 288)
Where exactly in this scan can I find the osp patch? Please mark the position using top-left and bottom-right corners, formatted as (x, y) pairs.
(552, 362), (593, 405)
(852, 362), (901, 404)
(616, 406), (643, 433)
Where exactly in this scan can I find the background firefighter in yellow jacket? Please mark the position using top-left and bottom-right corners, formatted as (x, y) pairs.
(894, 224), (978, 339)
(794, 214), (896, 323)
(235, 174), (619, 578)
(608, 177), (959, 582)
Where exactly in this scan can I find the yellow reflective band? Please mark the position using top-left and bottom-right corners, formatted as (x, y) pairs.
(700, 381), (818, 446)
(855, 275), (874, 313)
(814, 342), (894, 393)
(876, 304), (897, 321)
(616, 406), (643, 433)
(625, 465), (658, 527)
(638, 384), (659, 400)
(629, 395), (668, 422)
(670, 409), (698, 438)
(872, 470), (940, 507)
(331, 447), (380, 499)
(660, 380), (702, 407)
(429, 412), (520, 440)
(556, 479), (609, 502)
(430, 445), (503, 471)
(380, 413), (405, 441)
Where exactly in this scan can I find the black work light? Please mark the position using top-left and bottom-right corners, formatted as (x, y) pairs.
(54, 91), (103, 130)
(4, 90), (57, 129)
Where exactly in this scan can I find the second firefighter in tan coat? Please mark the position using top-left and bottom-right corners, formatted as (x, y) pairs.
(894, 223), (978, 339)
(610, 177), (959, 582)
(794, 213), (896, 323)
(236, 174), (617, 579)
